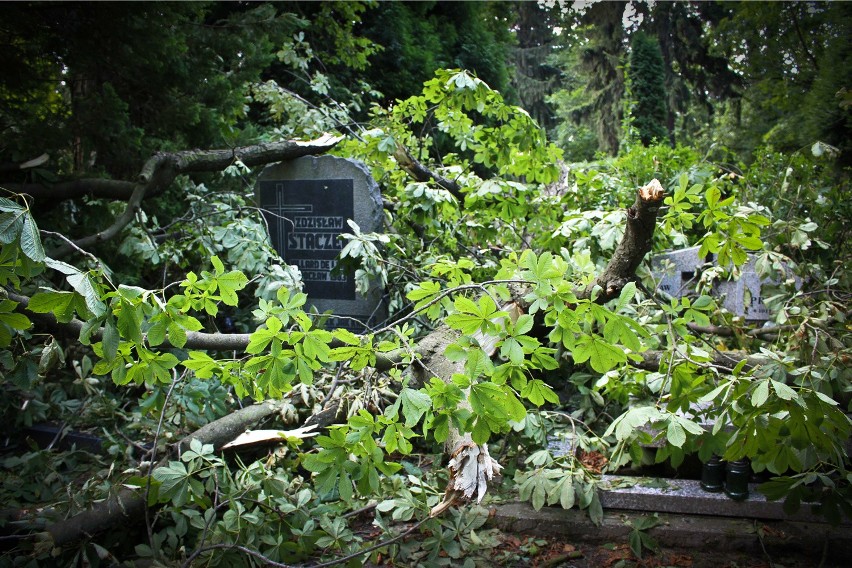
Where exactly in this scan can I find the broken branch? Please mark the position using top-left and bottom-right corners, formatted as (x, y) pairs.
(44, 135), (342, 258)
(393, 143), (464, 201)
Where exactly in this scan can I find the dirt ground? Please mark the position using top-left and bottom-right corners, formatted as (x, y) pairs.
(489, 534), (838, 568)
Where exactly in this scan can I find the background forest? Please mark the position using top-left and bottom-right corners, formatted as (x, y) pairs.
(0, 1), (850, 567)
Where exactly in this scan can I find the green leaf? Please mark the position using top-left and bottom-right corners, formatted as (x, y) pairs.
(400, 388), (432, 427)
(446, 295), (505, 335)
(699, 382), (729, 404)
(521, 379), (560, 407)
(148, 352), (179, 383)
(513, 314), (534, 335)
(771, 380), (797, 401)
(0, 300), (30, 347)
(72, 274), (105, 317)
(445, 342), (467, 362)
(167, 322), (187, 348)
(406, 280), (441, 303)
(603, 316), (642, 352)
(814, 391), (839, 406)
(572, 335), (627, 373)
(605, 406), (663, 441)
(182, 351), (221, 379)
(615, 281), (637, 311)
(152, 461), (190, 506)
(246, 317), (282, 354)
(666, 420), (686, 448)
(705, 184), (721, 208)
(531, 476), (546, 511)
(629, 530), (643, 559)
(146, 319), (167, 347)
(302, 330), (332, 362)
(587, 492), (603, 525)
(27, 290), (80, 323)
(102, 319), (119, 362)
(756, 476), (795, 502)
(559, 477), (575, 509)
(676, 416), (705, 436)
(0, 305), (29, 330)
(216, 270), (249, 306)
(735, 235), (763, 250)
(20, 215), (45, 262)
(751, 380), (769, 407)
(500, 337), (524, 365)
(446, 311), (483, 336)
(338, 471), (354, 502)
(117, 300), (143, 345)
(469, 383), (505, 416)
(0, 211), (25, 244)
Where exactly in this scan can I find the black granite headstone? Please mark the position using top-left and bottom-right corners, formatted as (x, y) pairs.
(257, 156), (386, 332)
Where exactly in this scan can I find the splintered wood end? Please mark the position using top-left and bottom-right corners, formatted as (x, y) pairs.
(639, 178), (665, 202)
(431, 442), (503, 517)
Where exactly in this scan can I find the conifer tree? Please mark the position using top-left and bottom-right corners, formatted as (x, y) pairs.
(628, 31), (670, 146)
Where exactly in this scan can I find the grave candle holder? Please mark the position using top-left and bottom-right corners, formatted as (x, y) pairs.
(724, 458), (750, 501)
(700, 454), (725, 492)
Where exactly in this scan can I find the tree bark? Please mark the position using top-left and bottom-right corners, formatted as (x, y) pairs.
(579, 179), (664, 302)
(393, 144), (464, 201)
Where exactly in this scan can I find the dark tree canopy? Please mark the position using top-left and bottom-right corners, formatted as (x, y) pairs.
(0, 3), (304, 177)
(356, 1), (513, 104)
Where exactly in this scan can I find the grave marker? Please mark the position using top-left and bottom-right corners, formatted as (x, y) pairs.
(651, 246), (789, 321)
(257, 155), (386, 332)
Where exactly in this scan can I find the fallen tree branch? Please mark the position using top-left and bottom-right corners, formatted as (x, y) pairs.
(687, 322), (784, 339)
(43, 135), (342, 258)
(7, 135), (342, 205)
(42, 400), (289, 548)
(17, 177), (780, 556)
(418, 182), (667, 514)
(637, 349), (771, 373)
(8, 290), (402, 372)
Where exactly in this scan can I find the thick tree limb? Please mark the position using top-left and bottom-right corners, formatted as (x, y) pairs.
(579, 179), (665, 302)
(43, 400), (289, 548)
(7, 135), (342, 204)
(39, 135), (341, 258)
